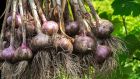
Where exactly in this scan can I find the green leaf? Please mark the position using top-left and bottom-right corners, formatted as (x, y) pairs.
(111, 0), (140, 17)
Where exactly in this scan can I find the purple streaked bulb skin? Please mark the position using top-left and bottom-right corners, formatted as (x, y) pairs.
(1, 46), (15, 61)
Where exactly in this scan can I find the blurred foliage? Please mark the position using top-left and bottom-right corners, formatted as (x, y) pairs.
(112, 0), (140, 17)
(92, 0), (140, 79)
